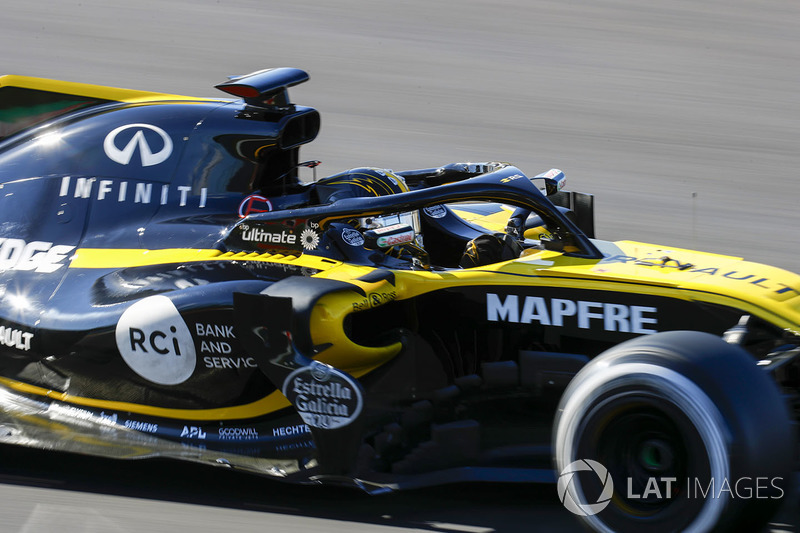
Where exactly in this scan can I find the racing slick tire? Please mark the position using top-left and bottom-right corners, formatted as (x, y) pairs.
(553, 330), (794, 533)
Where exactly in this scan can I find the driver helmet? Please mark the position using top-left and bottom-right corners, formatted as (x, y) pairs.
(316, 167), (409, 202)
(315, 167), (420, 233)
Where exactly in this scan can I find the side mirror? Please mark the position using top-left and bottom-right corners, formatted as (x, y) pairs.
(533, 169), (566, 196)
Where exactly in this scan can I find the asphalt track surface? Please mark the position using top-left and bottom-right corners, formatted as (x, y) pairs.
(1, 1), (799, 531)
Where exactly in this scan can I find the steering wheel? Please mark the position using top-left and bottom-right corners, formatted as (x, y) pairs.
(506, 206), (575, 253)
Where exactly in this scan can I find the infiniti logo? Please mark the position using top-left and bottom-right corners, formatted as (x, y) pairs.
(103, 123), (173, 166)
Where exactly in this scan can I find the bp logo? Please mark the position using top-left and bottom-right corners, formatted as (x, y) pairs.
(557, 459), (614, 516)
(299, 228), (320, 250)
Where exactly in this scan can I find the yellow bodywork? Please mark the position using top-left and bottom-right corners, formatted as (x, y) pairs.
(46, 233), (800, 422)
(0, 74), (223, 104)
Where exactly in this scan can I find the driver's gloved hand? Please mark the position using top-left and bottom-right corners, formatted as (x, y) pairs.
(459, 233), (523, 268)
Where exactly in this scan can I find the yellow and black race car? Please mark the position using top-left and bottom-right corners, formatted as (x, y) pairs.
(0, 68), (796, 532)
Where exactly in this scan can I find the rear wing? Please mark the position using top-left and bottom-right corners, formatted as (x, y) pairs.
(550, 190), (595, 238)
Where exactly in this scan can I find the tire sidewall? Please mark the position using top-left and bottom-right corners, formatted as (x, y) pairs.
(553, 331), (794, 533)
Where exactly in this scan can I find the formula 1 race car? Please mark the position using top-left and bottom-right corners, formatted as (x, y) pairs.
(0, 68), (796, 532)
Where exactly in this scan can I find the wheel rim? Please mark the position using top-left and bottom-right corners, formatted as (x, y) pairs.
(575, 393), (711, 530)
(555, 363), (730, 533)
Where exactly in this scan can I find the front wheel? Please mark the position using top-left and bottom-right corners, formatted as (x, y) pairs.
(553, 331), (794, 533)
